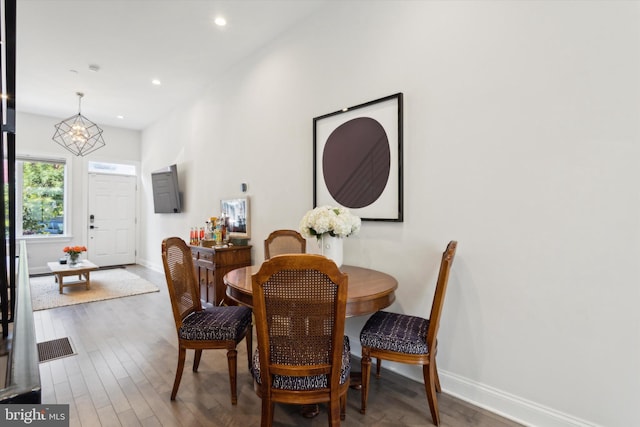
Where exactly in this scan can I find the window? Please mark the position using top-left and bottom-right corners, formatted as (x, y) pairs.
(88, 161), (136, 176)
(16, 157), (67, 237)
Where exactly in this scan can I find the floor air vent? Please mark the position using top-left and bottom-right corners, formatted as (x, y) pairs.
(37, 337), (76, 363)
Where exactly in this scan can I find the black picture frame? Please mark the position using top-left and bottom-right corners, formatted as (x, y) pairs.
(313, 93), (403, 222)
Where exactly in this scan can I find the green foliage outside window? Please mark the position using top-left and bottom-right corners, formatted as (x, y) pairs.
(21, 161), (65, 235)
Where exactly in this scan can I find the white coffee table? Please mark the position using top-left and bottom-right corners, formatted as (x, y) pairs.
(47, 260), (99, 294)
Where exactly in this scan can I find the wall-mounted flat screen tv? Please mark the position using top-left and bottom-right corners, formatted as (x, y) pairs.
(151, 164), (182, 213)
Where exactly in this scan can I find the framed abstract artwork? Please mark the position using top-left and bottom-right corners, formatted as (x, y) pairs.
(313, 92), (403, 221)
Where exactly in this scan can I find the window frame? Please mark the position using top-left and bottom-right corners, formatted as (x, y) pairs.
(15, 154), (71, 240)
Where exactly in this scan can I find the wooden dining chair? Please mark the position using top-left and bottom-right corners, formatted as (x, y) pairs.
(263, 229), (306, 260)
(359, 241), (458, 426)
(251, 254), (350, 427)
(161, 236), (253, 403)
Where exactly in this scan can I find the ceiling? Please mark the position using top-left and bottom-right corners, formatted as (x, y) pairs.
(15, 0), (328, 130)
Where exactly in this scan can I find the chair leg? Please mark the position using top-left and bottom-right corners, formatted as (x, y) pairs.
(246, 324), (253, 370)
(226, 349), (238, 405)
(376, 357), (382, 378)
(360, 348), (372, 414)
(193, 349), (202, 372)
(171, 347), (187, 400)
(423, 363), (440, 426)
(328, 394), (341, 426)
(261, 399), (274, 427)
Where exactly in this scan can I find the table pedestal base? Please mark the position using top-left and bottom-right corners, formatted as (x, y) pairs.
(301, 404), (319, 418)
(349, 371), (362, 389)
(299, 371), (362, 418)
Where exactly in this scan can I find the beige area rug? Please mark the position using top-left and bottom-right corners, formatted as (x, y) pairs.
(30, 268), (160, 311)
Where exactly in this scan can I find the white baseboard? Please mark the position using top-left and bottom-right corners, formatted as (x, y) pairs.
(439, 369), (600, 427)
(28, 266), (50, 276)
(136, 257), (162, 273)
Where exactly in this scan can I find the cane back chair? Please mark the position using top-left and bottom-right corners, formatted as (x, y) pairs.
(161, 236), (252, 403)
(251, 254), (350, 427)
(264, 229), (306, 260)
(359, 241), (458, 425)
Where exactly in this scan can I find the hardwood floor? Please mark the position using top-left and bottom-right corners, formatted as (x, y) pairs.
(34, 264), (522, 427)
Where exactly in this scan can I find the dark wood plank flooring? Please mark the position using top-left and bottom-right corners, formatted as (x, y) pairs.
(34, 264), (522, 427)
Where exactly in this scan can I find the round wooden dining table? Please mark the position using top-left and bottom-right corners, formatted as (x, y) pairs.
(224, 264), (398, 317)
(225, 263), (397, 417)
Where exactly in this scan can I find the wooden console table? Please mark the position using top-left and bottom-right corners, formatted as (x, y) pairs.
(190, 245), (252, 306)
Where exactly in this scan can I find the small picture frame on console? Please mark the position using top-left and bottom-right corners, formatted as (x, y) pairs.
(220, 197), (250, 239)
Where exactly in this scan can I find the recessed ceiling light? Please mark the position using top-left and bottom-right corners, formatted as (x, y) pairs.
(152, 79), (162, 86)
(214, 16), (227, 26)
(116, 115), (124, 119)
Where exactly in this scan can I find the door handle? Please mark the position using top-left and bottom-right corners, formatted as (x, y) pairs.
(90, 225), (99, 229)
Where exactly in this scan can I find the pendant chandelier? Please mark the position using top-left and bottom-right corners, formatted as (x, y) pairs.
(52, 92), (105, 156)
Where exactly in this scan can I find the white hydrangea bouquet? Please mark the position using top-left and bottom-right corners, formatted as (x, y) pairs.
(299, 205), (361, 239)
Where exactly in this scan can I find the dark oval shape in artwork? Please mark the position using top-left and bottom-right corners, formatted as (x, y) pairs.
(322, 117), (390, 209)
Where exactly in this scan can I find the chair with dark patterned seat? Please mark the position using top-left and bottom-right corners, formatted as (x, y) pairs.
(264, 229), (306, 260)
(359, 241), (457, 426)
(161, 236), (252, 403)
(251, 254), (350, 427)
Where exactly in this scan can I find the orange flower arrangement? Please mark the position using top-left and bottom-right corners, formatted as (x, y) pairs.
(63, 246), (87, 256)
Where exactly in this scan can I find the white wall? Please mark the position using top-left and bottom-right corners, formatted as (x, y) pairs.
(139, 2), (640, 426)
(15, 112), (141, 274)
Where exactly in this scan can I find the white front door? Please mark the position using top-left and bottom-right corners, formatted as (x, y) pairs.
(87, 173), (136, 266)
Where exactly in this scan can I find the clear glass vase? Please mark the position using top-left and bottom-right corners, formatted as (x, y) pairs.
(68, 253), (80, 267)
